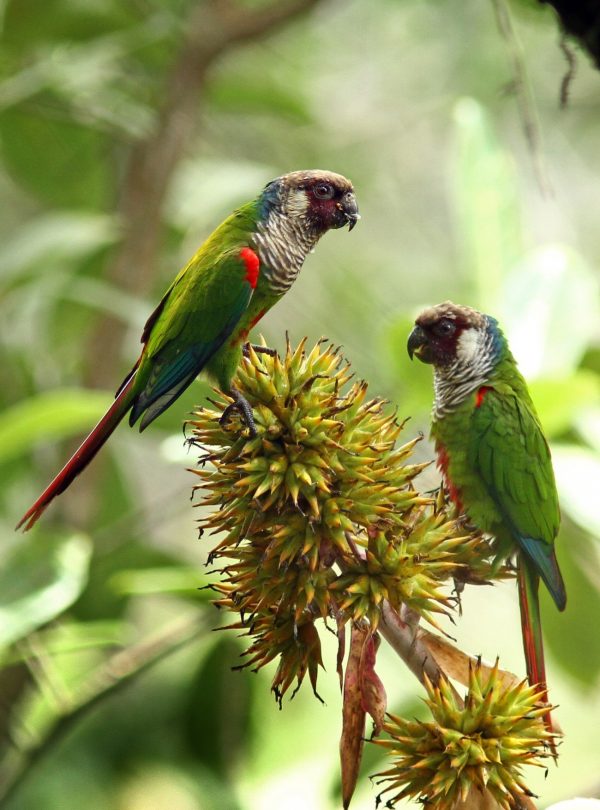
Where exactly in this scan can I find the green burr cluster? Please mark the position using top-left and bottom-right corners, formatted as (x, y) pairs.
(374, 659), (554, 808)
(189, 339), (499, 702)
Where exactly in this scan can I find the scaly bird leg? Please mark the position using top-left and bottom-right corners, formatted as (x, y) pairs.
(243, 342), (277, 358)
(220, 387), (257, 437)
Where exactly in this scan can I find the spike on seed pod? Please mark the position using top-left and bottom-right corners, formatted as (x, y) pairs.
(373, 659), (557, 809)
(188, 339), (506, 703)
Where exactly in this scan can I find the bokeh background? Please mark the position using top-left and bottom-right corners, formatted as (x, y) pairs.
(1, 0), (599, 808)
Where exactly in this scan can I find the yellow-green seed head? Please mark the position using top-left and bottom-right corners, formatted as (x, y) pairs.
(374, 659), (555, 809)
(189, 340), (502, 701)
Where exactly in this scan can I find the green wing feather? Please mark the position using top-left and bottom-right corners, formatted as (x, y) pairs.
(129, 244), (256, 429)
(467, 387), (565, 608)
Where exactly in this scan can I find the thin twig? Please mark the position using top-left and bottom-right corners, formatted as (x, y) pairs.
(18, 634), (71, 713)
(491, 0), (552, 196)
(559, 33), (577, 108)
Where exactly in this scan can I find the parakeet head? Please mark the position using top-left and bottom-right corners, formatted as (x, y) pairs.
(407, 302), (506, 416)
(260, 170), (359, 233)
(407, 302), (502, 370)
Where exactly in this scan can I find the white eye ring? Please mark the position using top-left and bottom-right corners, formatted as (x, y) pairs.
(313, 183), (334, 200)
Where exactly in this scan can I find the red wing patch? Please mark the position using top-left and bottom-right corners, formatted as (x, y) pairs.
(475, 386), (491, 408)
(240, 247), (260, 289)
(436, 443), (463, 511)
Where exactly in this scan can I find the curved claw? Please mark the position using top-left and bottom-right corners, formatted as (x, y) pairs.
(220, 387), (257, 437)
(243, 342), (277, 358)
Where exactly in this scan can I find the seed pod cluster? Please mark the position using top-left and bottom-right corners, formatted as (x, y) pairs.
(374, 659), (554, 809)
(189, 340), (498, 701)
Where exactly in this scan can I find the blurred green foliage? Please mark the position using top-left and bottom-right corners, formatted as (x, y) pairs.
(1, 0), (599, 808)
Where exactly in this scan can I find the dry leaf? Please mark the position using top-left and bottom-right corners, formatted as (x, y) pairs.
(359, 632), (387, 736)
(340, 623), (368, 809)
(419, 628), (520, 689)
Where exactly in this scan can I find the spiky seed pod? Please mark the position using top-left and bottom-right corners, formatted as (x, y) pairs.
(189, 340), (499, 700)
(374, 659), (555, 809)
(330, 510), (500, 631)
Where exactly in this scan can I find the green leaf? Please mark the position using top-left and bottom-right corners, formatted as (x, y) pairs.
(500, 245), (600, 378)
(183, 637), (255, 777)
(0, 212), (117, 284)
(0, 389), (112, 465)
(575, 406), (600, 453)
(552, 444), (600, 538)
(208, 76), (313, 123)
(110, 567), (212, 597)
(543, 524), (600, 687)
(0, 533), (91, 648)
(0, 620), (127, 666)
(529, 371), (600, 438)
(63, 277), (149, 327)
(3, 0), (137, 50)
(0, 105), (110, 208)
(164, 159), (273, 232)
(451, 98), (523, 309)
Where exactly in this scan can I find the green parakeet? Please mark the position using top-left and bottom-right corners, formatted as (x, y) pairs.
(407, 301), (565, 740)
(18, 169), (359, 531)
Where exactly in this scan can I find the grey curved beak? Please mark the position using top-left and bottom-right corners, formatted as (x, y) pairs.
(340, 192), (360, 231)
(407, 325), (427, 360)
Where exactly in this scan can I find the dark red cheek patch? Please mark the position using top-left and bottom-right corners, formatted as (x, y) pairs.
(475, 386), (491, 408)
(240, 247), (260, 289)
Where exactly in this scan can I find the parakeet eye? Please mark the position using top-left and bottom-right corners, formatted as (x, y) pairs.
(313, 183), (334, 200)
(433, 319), (456, 338)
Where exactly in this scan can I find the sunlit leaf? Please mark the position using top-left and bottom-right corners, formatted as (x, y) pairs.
(109, 566), (211, 596)
(501, 245), (600, 378)
(543, 524), (600, 687)
(164, 159), (274, 233)
(0, 212), (118, 284)
(0, 533), (91, 648)
(574, 406), (600, 454)
(0, 620), (127, 666)
(63, 277), (149, 328)
(529, 371), (600, 437)
(0, 389), (112, 465)
(552, 444), (600, 538)
(452, 97), (523, 309)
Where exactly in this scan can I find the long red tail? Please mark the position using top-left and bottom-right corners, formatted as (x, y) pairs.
(517, 560), (557, 756)
(16, 377), (136, 532)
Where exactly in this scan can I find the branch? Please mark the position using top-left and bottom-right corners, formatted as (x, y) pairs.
(90, 0), (324, 388)
(0, 612), (209, 805)
(378, 601), (445, 687)
(377, 601), (538, 810)
(491, 0), (551, 196)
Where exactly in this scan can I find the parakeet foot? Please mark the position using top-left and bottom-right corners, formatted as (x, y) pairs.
(243, 342), (277, 357)
(220, 387), (257, 437)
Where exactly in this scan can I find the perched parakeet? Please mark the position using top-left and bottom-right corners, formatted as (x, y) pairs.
(407, 301), (565, 738)
(18, 169), (359, 531)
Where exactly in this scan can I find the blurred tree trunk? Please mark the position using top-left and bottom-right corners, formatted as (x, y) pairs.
(70, 0), (325, 526)
(87, 0), (324, 390)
